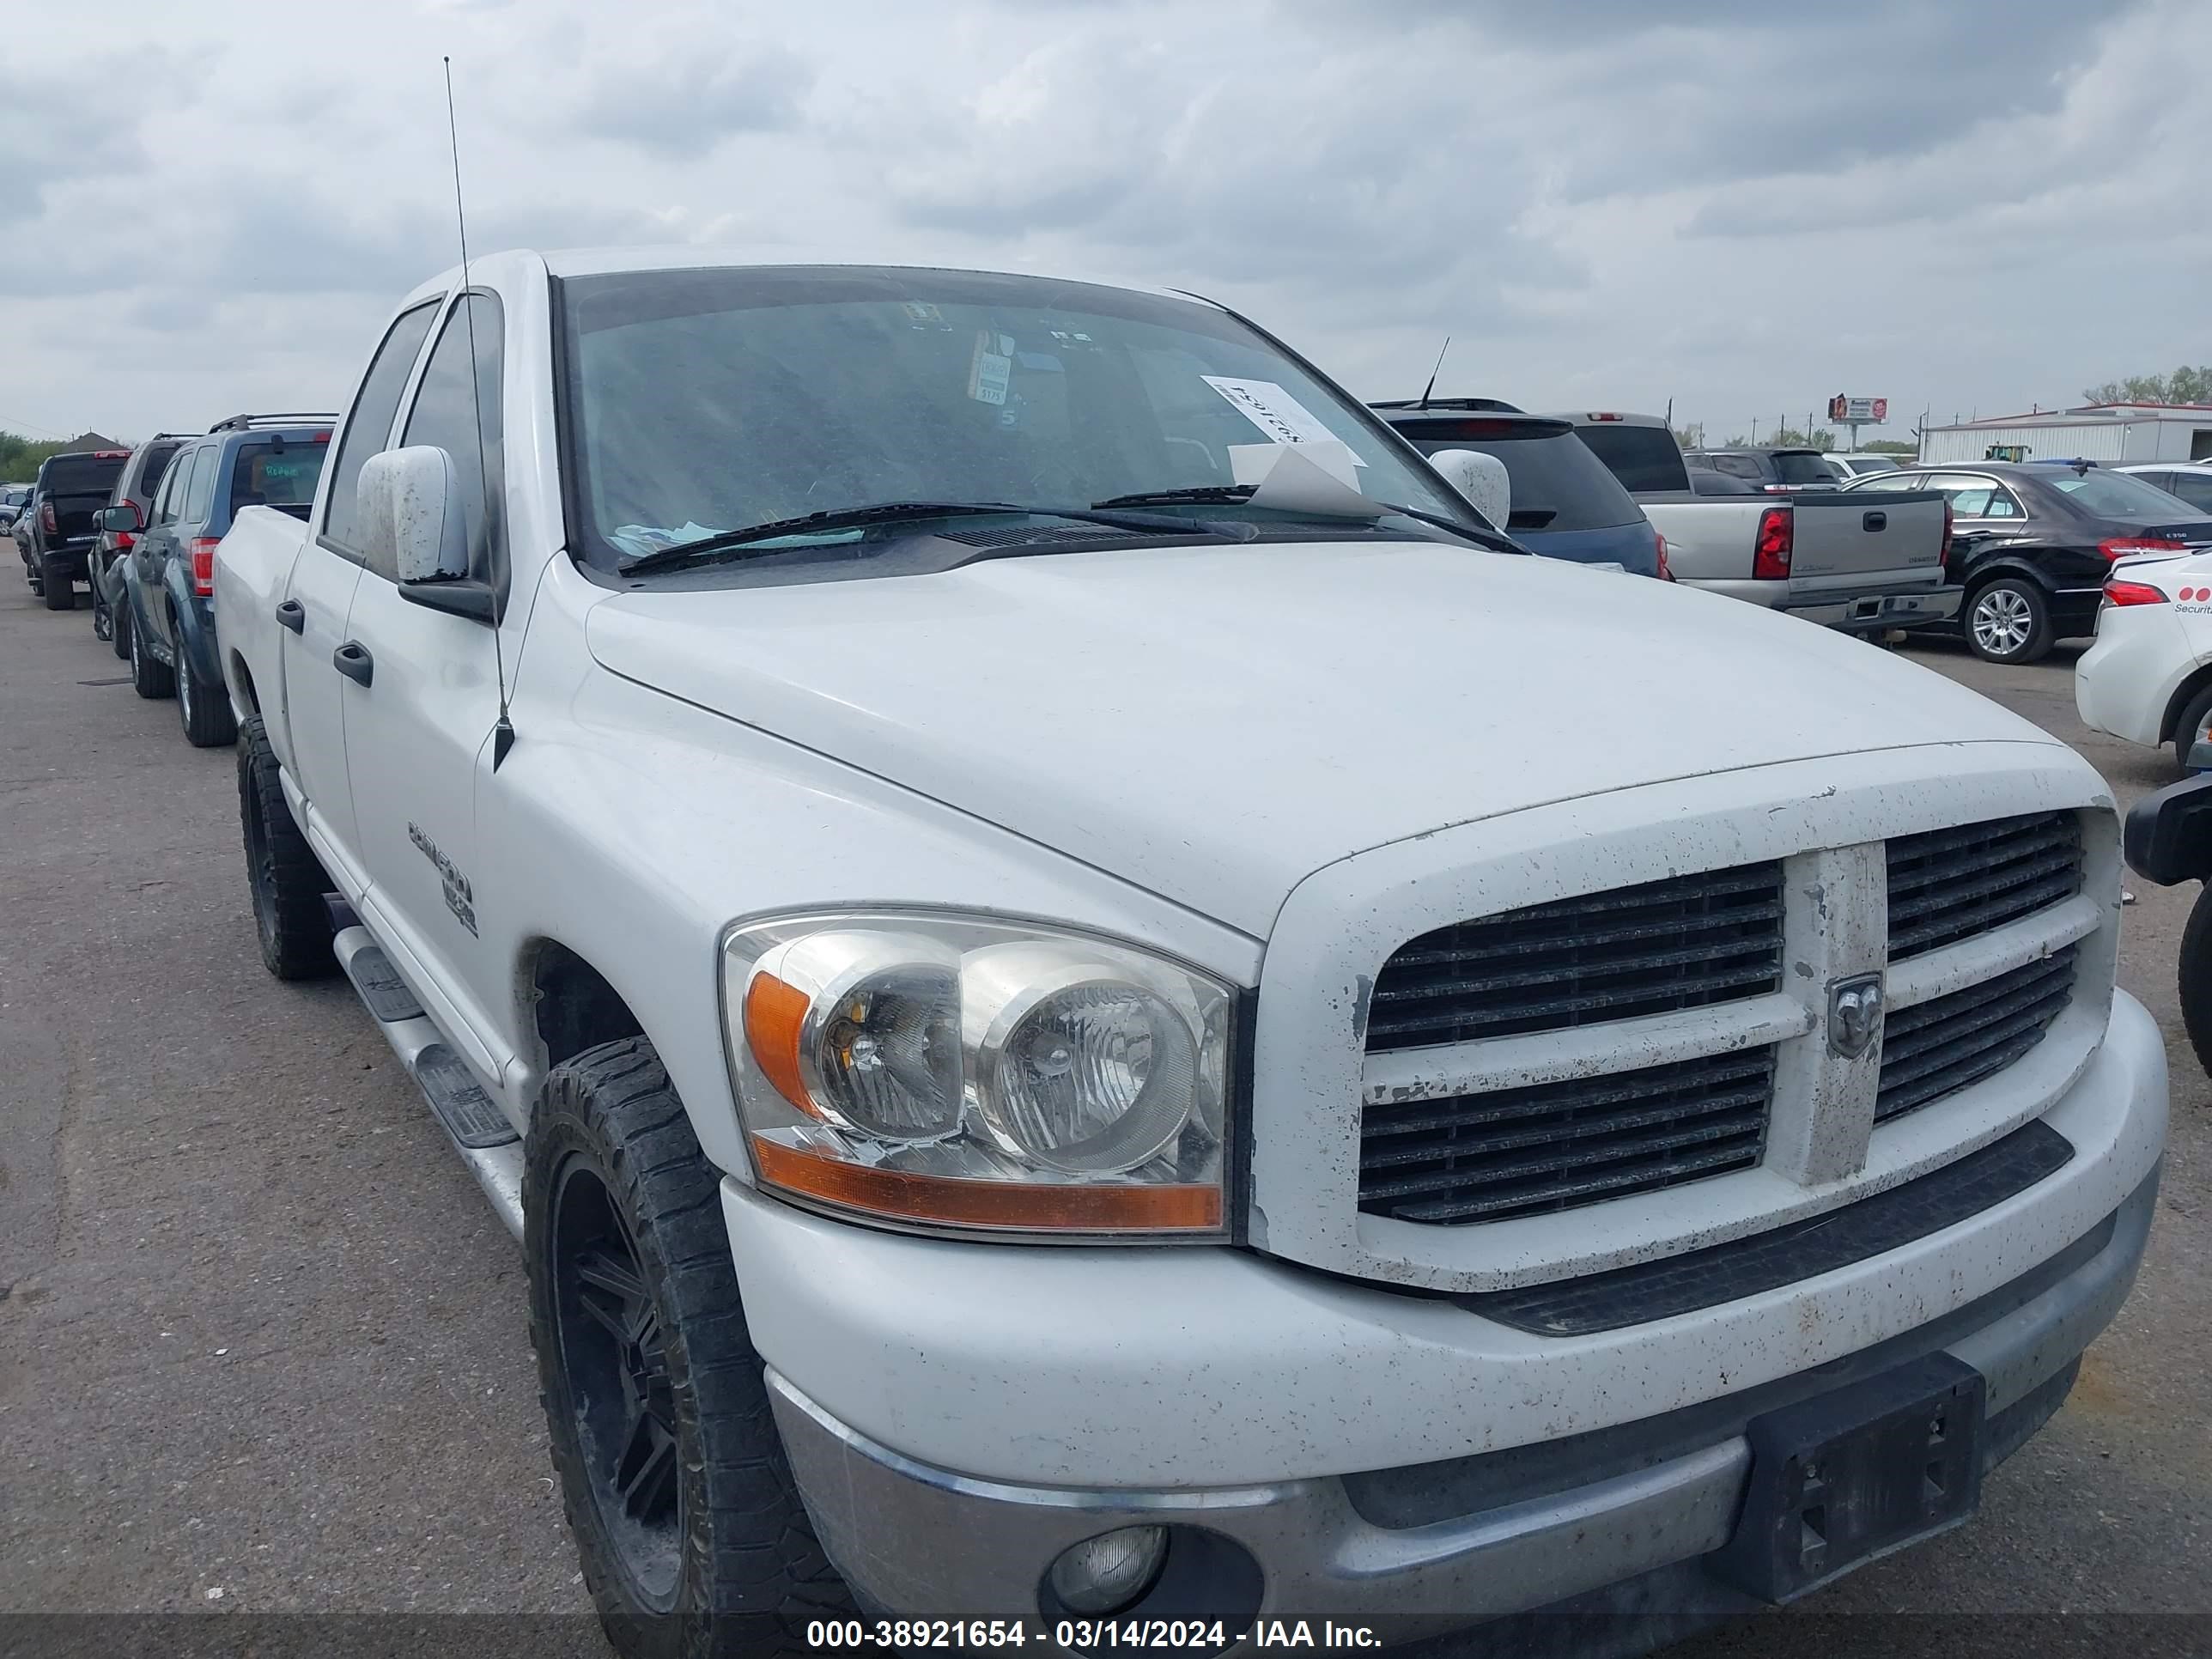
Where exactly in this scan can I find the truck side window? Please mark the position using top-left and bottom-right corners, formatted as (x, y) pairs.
(397, 291), (506, 586)
(322, 301), (441, 561)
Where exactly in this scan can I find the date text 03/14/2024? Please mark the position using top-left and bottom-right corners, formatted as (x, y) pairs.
(804, 1620), (1384, 1650)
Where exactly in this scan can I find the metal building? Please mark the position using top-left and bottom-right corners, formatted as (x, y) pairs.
(1917, 404), (2212, 466)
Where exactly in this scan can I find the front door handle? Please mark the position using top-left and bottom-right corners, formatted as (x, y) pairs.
(276, 599), (305, 634)
(332, 640), (374, 687)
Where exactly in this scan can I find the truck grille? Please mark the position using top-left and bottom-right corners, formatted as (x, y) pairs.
(1875, 946), (2078, 1124)
(1358, 1048), (1774, 1224)
(1364, 865), (1784, 1054)
(1887, 812), (2082, 961)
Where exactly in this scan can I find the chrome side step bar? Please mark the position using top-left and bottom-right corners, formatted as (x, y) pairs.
(332, 925), (524, 1241)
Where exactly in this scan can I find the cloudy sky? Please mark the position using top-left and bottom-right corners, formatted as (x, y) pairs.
(4, 0), (2207, 447)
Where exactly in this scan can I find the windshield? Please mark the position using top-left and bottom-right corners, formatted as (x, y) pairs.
(2045, 468), (2206, 522)
(1847, 456), (1902, 475)
(556, 265), (1473, 574)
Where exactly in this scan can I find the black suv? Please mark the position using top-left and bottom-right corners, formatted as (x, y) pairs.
(1684, 447), (1842, 493)
(18, 447), (131, 609)
(107, 413), (333, 744)
(89, 434), (194, 650)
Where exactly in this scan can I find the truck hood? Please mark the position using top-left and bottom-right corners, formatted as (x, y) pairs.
(586, 540), (2055, 936)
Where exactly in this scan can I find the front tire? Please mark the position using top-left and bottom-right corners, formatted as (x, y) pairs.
(2179, 888), (2212, 1079)
(1963, 576), (2052, 664)
(526, 1039), (851, 1659)
(2171, 684), (2212, 775)
(40, 555), (74, 611)
(236, 714), (337, 979)
(129, 609), (176, 698)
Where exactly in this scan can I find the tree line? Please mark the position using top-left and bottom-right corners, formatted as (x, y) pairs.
(2081, 366), (2212, 405)
(0, 431), (78, 481)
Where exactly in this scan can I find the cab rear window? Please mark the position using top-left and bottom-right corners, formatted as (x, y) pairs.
(230, 441), (329, 515)
(1577, 425), (1688, 493)
(1772, 453), (1839, 484)
(41, 455), (128, 495)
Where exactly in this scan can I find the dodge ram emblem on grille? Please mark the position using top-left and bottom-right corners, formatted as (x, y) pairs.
(1828, 973), (1885, 1060)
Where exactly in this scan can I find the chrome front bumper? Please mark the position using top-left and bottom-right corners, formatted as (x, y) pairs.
(769, 1166), (2156, 1650)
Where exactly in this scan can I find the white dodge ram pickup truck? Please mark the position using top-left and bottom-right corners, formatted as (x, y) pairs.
(216, 249), (2163, 1657)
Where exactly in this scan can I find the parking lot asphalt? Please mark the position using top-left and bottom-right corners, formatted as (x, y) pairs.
(0, 580), (2205, 1656)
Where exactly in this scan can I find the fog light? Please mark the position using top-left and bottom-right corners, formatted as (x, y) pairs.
(1048, 1525), (1169, 1615)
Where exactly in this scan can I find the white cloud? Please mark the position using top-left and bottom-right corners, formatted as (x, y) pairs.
(0, 0), (2203, 445)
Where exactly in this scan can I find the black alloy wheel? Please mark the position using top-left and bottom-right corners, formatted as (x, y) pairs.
(550, 1162), (685, 1610)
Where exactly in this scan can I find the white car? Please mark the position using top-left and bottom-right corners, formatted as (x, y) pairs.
(1823, 452), (1907, 482)
(2075, 549), (2212, 769)
(2117, 462), (2212, 518)
(215, 248), (2162, 1656)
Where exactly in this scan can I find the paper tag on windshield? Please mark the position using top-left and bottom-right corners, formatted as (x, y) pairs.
(969, 332), (1012, 406)
(1203, 376), (1358, 459)
(1230, 440), (1359, 489)
(1230, 443), (1382, 519)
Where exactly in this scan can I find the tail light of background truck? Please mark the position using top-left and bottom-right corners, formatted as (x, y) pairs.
(1940, 500), (1953, 568)
(1753, 505), (1792, 580)
(40, 501), (56, 533)
(190, 538), (221, 598)
(1655, 531), (1674, 581)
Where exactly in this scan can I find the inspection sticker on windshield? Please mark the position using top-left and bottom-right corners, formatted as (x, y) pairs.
(1203, 376), (1358, 459)
(969, 331), (1012, 406)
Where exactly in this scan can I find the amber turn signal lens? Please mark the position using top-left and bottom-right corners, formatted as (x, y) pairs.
(750, 1136), (1223, 1233)
(744, 971), (817, 1115)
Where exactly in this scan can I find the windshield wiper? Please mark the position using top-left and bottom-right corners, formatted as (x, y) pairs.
(617, 500), (1202, 575)
(1091, 485), (1256, 508)
(1094, 485), (1521, 556)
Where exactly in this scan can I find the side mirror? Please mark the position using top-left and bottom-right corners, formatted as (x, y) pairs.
(1425, 448), (1511, 529)
(98, 504), (141, 533)
(360, 446), (469, 584)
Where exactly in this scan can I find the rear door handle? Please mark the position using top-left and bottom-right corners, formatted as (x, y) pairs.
(332, 640), (374, 687)
(276, 599), (305, 633)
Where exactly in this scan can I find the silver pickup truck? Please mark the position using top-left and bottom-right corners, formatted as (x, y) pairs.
(1559, 410), (1960, 635)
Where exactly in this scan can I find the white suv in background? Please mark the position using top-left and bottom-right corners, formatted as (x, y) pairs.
(2117, 462), (2212, 516)
(1824, 453), (1907, 481)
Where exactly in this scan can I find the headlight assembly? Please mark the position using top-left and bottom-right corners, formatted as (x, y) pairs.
(722, 911), (1235, 1237)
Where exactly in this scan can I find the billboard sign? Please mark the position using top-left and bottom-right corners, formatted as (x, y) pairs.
(1827, 395), (1889, 424)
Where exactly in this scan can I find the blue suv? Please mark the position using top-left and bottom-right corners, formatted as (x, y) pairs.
(1371, 399), (1665, 577)
(104, 413), (333, 745)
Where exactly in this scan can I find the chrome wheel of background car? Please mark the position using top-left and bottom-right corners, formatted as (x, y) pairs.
(550, 1158), (684, 1611)
(1971, 587), (2033, 657)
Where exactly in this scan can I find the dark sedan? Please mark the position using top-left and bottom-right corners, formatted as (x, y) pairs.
(1845, 460), (2212, 662)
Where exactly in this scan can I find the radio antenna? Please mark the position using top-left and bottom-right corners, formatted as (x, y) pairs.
(1416, 335), (1451, 410)
(444, 54), (514, 769)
